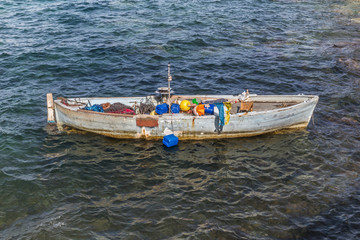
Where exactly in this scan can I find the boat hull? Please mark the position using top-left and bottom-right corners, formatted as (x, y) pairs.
(53, 95), (318, 140)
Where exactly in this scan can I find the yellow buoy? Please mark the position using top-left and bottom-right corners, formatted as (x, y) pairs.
(180, 100), (191, 111)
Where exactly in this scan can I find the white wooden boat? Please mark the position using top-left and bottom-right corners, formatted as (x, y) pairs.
(47, 93), (318, 140)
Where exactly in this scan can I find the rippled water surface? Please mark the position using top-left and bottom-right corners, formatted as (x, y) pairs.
(1, 0), (360, 239)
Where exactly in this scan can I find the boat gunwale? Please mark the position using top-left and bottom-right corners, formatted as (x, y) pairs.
(54, 95), (318, 119)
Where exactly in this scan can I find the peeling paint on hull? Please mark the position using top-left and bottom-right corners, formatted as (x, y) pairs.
(53, 95), (318, 140)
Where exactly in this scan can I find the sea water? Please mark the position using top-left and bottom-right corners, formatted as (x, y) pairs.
(0, 0), (359, 239)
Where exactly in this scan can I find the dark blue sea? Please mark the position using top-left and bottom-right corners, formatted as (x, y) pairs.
(1, 0), (359, 239)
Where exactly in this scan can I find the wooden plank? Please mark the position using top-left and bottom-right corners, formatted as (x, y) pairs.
(136, 117), (159, 127)
(47, 93), (55, 123)
(240, 101), (253, 112)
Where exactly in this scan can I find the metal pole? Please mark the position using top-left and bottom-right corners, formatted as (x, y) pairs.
(168, 63), (172, 112)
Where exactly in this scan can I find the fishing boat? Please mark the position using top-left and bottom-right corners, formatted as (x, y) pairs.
(46, 92), (318, 140)
(46, 66), (318, 140)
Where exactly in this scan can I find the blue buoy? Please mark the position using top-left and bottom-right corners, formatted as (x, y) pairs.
(163, 134), (178, 147)
(155, 103), (169, 115)
(170, 104), (180, 113)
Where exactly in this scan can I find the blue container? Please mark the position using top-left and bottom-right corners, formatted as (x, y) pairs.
(155, 103), (169, 115)
(171, 104), (180, 113)
(204, 104), (215, 115)
(163, 134), (178, 147)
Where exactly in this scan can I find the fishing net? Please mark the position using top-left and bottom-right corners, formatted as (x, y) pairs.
(138, 97), (155, 114)
(105, 102), (135, 114)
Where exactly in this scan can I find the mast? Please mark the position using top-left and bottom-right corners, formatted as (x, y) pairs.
(167, 63), (172, 111)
